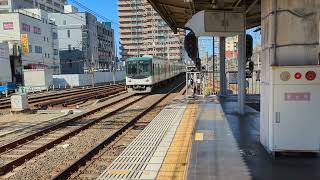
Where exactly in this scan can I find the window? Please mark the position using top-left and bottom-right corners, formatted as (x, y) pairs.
(29, 45), (32, 53)
(47, 37), (49, 42)
(22, 23), (30, 32)
(68, 44), (71, 51)
(63, 20), (66, 25)
(33, 26), (41, 34)
(52, 32), (58, 39)
(53, 49), (59, 55)
(0, 1), (8, 5)
(48, 54), (50, 58)
(67, 30), (70, 38)
(35, 46), (42, 53)
(44, 36), (46, 41)
(40, 4), (45, 10)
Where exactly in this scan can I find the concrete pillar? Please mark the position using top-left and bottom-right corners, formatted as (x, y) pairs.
(260, 0), (320, 145)
(212, 37), (215, 93)
(238, 33), (246, 115)
(219, 37), (227, 96)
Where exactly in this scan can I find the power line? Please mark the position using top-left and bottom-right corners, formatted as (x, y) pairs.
(69, 0), (119, 27)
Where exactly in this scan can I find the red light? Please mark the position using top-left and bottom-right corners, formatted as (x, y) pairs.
(305, 71), (316, 81)
(294, 72), (302, 79)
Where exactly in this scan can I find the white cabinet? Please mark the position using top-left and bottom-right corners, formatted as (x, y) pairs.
(261, 66), (320, 153)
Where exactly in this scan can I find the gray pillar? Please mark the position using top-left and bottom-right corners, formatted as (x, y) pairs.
(219, 37), (227, 96)
(237, 33), (246, 115)
(212, 37), (215, 93)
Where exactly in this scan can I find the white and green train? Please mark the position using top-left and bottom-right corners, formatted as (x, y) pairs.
(125, 55), (185, 93)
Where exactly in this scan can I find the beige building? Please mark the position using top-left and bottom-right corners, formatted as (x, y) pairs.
(118, 0), (184, 61)
(0, 0), (66, 13)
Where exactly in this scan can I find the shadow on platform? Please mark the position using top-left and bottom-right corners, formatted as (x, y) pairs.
(221, 101), (320, 180)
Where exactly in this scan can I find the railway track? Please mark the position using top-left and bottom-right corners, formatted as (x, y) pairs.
(0, 78), (185, 179)
(0, 84), (125, 109)
(0, 93), (140, 176)
(68, 85), (186, 180)
(52, 81), (185, 180)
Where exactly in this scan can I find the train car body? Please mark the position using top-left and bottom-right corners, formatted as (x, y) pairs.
(126, 55), (185, 93)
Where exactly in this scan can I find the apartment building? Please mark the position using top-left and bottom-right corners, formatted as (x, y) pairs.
(118, 0), (184, 61)
(49, 11), (98, 74)
(49, 8), (115, 74)
(0, 8), (60, 79)
(225, 36), (238, 60)
(97, 22), (115, 71)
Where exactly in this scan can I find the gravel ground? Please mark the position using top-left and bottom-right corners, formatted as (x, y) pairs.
(0, 76), (184, 180)
(2, 94), (159, 179)
(0, 113), (65, 136)
(0, 92), (132, 145)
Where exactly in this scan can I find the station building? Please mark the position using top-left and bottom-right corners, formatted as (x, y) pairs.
(0, 8), (60, 81)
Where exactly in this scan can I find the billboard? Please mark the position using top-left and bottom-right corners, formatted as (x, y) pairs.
(3, 22), (13, 30)
(21, 34), (29, 54)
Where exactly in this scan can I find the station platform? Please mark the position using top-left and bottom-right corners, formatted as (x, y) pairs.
(97, 96), (320, 180)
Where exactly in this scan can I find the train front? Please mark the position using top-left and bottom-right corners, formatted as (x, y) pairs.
(125, 57), (153, 93)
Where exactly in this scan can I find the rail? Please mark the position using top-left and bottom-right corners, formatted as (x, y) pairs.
(52, 81), (186, 180)
(0, 93), (139, 176)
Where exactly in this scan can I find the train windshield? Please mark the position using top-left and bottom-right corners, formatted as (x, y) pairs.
(127, 60), (151, 78)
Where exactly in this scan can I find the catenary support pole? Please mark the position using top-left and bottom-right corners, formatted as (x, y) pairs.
(219, 37), (227, 96)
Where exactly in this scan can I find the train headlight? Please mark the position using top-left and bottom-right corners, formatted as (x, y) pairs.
(146, 79), (149, 82)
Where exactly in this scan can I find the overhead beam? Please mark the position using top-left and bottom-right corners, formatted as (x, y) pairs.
(246, 0), (259, 14)
(233, 0), (243, 8)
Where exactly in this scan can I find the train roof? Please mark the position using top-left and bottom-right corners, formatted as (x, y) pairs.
(126, 57), (152, 62)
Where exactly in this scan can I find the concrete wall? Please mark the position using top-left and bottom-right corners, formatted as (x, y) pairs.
(53, 71), (125, 87)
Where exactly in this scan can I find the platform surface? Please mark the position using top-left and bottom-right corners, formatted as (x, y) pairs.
(187, 97), (251, 180)
(96, 96), (320, 180)
(97, 99), (188, 180)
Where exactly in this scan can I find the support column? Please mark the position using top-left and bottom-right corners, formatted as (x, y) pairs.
(219, 37), (227, 96)
(212, 37), (215, 93)
(237, 33), (246, 115)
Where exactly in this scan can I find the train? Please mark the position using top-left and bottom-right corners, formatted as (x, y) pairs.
(125, 55), (185, 93)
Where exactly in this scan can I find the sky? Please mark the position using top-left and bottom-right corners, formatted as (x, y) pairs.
(69, 0), (261, 59)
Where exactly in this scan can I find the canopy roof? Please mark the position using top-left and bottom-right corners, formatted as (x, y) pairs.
(147, 0), (261, 33)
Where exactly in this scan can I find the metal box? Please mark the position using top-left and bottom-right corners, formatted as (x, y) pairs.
(11, 93), (29, 111)
(261, 66), (320, 153)
(23, 69), (53, 91)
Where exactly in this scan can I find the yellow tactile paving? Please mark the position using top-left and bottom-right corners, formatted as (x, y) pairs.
(156, 104), (198, 180)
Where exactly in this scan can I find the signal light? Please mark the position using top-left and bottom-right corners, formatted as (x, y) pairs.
(280, 71), (290, 81)
(305, 71), (316, 81)
(294, 72), (302, 79)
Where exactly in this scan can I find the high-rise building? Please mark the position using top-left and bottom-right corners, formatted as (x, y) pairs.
(118, 0), (184, 61)
(0, 0), (66, 13)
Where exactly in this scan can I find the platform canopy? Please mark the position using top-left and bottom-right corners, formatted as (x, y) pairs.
(147, 0), (261, 33)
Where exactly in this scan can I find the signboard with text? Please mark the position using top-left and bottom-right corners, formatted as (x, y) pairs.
(21, 34), (29, 54)
(3, 22), (13, 30)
